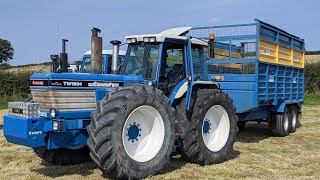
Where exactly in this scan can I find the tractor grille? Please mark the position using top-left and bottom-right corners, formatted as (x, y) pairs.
(31, 90), (96, 111)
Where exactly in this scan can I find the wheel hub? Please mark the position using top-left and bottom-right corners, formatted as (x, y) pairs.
(126, 123), (141, 142)
(202, 119), (211, 135)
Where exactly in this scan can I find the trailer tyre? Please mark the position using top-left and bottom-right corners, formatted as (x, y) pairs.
(271, 107), (290, 137)
(87, 85), (176, 179)
(289, 105), (299, 133)
(177, 89), (238, 165)
(33, 146), (91, 165)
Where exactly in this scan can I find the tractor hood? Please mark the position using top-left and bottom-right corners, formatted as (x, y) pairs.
(30, 73), (144, 89)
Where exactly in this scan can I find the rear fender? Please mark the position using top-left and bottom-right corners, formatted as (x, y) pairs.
(169, 80), (219, 106)
(169, 79), (188, 105)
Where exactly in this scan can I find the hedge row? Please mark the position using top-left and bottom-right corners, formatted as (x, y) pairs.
(0, 71), (32, 108)
(305, 62), (320, 93)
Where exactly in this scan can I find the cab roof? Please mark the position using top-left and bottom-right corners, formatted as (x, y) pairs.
(84, 50), (126, 56)
(125, 27), (207, 46)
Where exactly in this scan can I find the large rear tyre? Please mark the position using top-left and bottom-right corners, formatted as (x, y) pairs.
(87, 85), (176, 179)
(33, 146), (91, 165)
(271, 107), (290, 137)
(177, 89), (238, 165)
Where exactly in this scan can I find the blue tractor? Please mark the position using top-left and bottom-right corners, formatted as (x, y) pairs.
(4, 19), (304, 179)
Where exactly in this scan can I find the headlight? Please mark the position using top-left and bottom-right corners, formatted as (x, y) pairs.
(53, 121), (59, 131)
(143, 37), (150, 42)
(53, 120), (63, 131)
(131, 38), (137, 43)
(149, 37), (156, 42)
(126, 38), (137, 44)
(50, 108), (59, 118)
(143, 37), (156, 43)
(126, 38), (132, 44)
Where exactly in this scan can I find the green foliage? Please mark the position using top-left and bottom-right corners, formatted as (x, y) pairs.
(304, 93), (320, 105)
(0, 63), (11, 70)
(0, 95), (24, 109)
(305, 62), (320, 93)
(0, 39), (14, 64)
(0, 72), (32, 108)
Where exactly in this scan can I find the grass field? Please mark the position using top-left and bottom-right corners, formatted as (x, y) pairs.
(1, 105), (320, 180)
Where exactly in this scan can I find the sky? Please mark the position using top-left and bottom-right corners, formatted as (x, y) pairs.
(0, 0), (319, 65)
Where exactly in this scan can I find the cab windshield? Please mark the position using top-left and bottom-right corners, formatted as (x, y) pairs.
(81, 57), (92, 73)
(121, 43), (160, 80)
(80, 55), (125, 73)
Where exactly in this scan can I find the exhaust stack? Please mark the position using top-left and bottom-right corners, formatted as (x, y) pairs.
(60, 39), (69, 72)
(110, 40), (121, 74)
(50, 54), (59, 72)
(50, 39), (69, 73)
(91, 28), (103, 74)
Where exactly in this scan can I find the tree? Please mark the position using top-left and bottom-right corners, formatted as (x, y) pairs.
(0, 38), (14, 64)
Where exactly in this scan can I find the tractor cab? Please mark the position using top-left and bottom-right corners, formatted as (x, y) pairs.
(81, 50), (126, 73)
(121, 27), (208, 96)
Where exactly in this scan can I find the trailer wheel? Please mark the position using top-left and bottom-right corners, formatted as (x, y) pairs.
(271, 107), (290, 137)
(289, 105), (299, 133)
(177, 89), (238, 165)
(87, 85), (176, 179)
(33, 146), (91, 165)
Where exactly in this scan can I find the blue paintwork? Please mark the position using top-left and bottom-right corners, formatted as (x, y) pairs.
(31, 72), (143, 83)
(4, 115), (47, 147)
(208, 61), (304, 113)
(186, 35), (194, 110)
(127, 124), (140, 142)
(4, 114), (91, 149)
(155, 44), (164, 88)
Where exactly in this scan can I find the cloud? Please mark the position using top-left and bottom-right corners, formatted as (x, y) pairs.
(209, 17), (221, 24)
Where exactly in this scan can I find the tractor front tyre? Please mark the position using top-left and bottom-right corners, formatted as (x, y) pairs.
(177, 89), (238, 165)
(33, 146), (91, 165)
(271, 107), (290, 137)
(87, 85), (176, 179)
